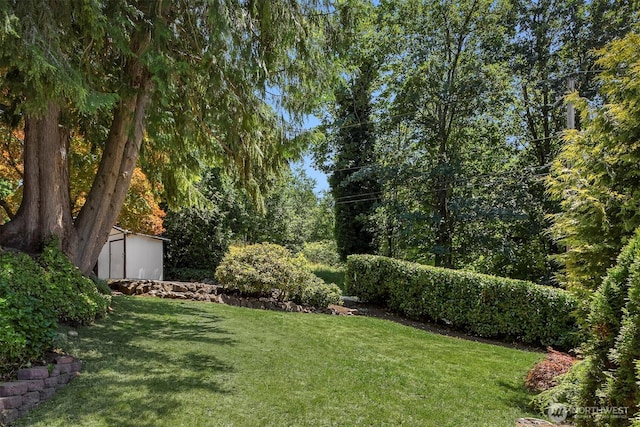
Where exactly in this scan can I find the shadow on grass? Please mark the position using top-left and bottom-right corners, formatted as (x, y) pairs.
(30, 297), (236, 426)
(496, 379), (536, 414)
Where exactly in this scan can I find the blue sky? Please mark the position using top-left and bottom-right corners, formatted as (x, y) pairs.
(294, 154), (329, 195)
(291, 115), (329, 195)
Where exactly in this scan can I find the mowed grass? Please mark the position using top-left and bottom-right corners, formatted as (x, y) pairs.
(17, 296), (541, 427)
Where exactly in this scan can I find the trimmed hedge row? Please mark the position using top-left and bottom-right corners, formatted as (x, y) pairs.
(346, 255), (580, 349)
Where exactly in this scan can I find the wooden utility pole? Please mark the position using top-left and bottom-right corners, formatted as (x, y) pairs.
(566, 77), (575, 129)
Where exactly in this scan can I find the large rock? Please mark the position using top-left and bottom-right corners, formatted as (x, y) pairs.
(516, 418), (571, 427)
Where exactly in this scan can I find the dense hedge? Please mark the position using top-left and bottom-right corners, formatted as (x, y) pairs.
(0, 243), (111, 373)
(346, 255), (579, 349)
(165, 267), (213, 282)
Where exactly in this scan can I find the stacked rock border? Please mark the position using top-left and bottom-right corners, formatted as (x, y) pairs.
(109, 280), (358, 316)
(0, 356), (81, 426)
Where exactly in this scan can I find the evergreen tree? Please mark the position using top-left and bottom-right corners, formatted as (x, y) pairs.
(0, 0), (338, 272)
(548, 30), (640, 292)
(577, 228), (640, 426)
(329, 59), (379, 260)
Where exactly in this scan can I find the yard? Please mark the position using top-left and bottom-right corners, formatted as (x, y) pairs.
(16, 296), (541, 427)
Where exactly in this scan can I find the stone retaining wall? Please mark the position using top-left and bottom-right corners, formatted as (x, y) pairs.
(0, 356), (81, 426)
(109, 280), (358, 316)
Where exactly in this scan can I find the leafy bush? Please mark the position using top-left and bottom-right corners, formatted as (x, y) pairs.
(301, 240), (341, 267)
(296, 281), (343, 308)
(346, 255), (579, 349)
(216, 244), (307, 300)
(0, 243), (111, 374)
(530, 361), (586, 421)
(525, 349), (577, 392)
(39, 242), (111, 325)
(0, 251), (58, 371)
(216, 243), (342, 308)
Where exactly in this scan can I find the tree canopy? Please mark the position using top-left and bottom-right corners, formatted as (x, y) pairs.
(549, 30), (640, 292)
(0, 0), (341, 272)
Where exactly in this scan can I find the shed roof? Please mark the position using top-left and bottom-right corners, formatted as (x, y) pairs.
(112, 225), (170, 242)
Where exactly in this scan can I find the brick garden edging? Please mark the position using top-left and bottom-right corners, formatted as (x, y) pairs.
(0, 356), (82, 426)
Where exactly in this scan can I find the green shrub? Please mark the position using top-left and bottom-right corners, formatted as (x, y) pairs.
(39, 242), (111, 325)
(216, 243), (342, 308)
(296, 281), (343, 308)
(165, 267), (213, 282)
(0, 252), (58, 370)
(301, 240), (341, 267)
(0, 244), (111, 375)
(531, 361), (586, 421)
(216, 244), (307, 300)
(575, 228), (640, 426)
(346, 254), (579, 349)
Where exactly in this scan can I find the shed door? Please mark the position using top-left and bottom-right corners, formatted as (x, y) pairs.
(109, 239), (125, 279)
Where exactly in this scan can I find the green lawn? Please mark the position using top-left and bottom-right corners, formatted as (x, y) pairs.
(17, 296), (541, 427)
(311, 263), (346, 291)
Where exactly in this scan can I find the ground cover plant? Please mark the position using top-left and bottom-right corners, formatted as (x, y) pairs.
(16, 296), (541, 427)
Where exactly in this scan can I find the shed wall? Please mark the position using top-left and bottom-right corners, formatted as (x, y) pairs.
(125, 235), (164, 280)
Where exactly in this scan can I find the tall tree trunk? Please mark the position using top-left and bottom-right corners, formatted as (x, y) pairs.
(433, 172), (453, 268)
(72, 31), (153, 274)
(0, 102), (75, 254)
(0, 23), (154, 275)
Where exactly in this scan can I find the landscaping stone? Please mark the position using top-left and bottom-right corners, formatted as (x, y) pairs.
(173, 283), (188, 292)
(57, 363), (73, 374)
(57, 373), (71, 386)
(71, 361), (82, 373)
(21, 391), (40, 406)
(0, 355), (82, 424)
(0, 381), (29, 397)
(17, 366), (49, 380)
(39, 388), (56, 401)
(0, 396), (23, 409)
(24, 379), (45, 392)
(56, 355), (74, 365)
(43, 377), (58, 388)
(1, 408), (20, 424)
(107, 279), (354, 317)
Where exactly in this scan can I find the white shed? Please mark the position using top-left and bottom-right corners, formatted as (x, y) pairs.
(97, 226), (168, 281)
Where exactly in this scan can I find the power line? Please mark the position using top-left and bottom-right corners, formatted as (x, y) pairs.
(333, 168), (552, 205)
(334, 191), (383, 201)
